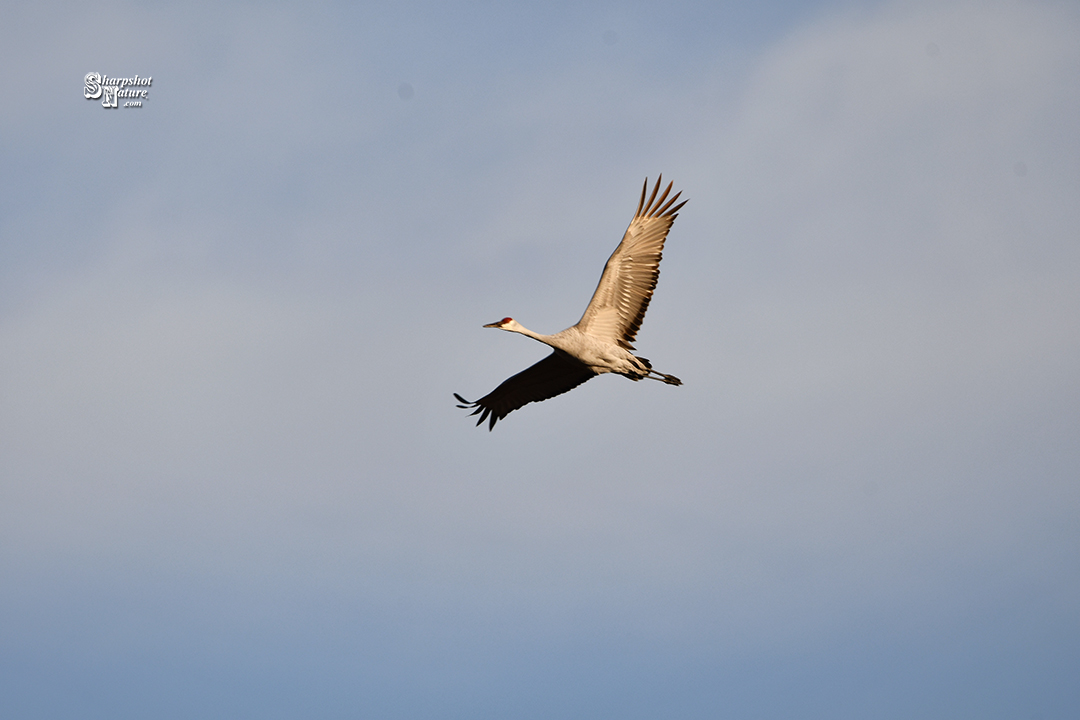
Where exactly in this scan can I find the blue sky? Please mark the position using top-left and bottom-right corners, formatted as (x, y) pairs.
(2, 0), (1079, 717)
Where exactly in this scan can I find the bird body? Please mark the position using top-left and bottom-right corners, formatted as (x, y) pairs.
(486, 320), (651, 378)
(456, 176), (686, 430)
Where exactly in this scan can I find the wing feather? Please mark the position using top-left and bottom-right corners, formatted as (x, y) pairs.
(454, 353), (597, 430)
(576, 176), (687, 349)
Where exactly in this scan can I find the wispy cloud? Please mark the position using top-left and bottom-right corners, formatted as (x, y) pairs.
(2, 1), (1078, 717)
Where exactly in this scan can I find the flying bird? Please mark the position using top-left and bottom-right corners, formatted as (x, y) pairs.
(455, 176), (686, 430)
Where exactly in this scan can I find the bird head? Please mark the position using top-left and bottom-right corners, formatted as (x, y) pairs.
(483, 317), (518, 331)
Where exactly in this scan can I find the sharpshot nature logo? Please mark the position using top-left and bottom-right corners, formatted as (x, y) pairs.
(84, 72), (152, 109)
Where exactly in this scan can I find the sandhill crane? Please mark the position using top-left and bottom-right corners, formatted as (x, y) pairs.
(455, 176), (686, 430)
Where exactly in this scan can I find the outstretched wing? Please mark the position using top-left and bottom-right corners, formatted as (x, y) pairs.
(455, 352), (597, 430)
(576, 176), (687, 350)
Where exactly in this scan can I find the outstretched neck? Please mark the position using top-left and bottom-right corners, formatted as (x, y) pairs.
(486, 318), (553, 345)
(504, 322), (548, 344)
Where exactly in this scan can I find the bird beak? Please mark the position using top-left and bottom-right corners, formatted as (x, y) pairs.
(483, 321), (502, 328)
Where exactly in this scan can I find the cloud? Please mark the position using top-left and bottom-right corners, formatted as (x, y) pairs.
(2, 0), (1079, 716)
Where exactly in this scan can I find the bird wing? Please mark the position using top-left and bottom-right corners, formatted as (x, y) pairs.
(576, 176), (686, 350)
(455, 352), (597, 430)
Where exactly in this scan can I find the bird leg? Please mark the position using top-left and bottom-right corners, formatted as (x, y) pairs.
(645, 371), (682, 386)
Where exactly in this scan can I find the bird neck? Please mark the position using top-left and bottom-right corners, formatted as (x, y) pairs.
(507, 323), (549, 344)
